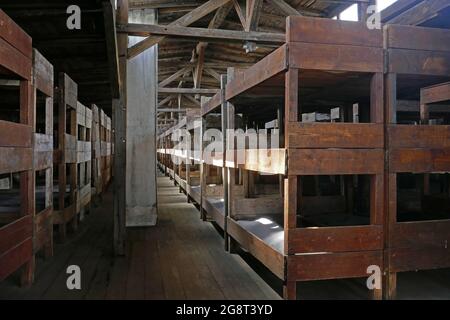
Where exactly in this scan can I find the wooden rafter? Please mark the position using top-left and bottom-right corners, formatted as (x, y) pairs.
(194, 2), (233, 88)
(245, 0), (263, 31)
(233, 0), (247, 29)
(269, 0), (301, 17)
(159, 66), (191, 87)
(127, 0), (233, 59)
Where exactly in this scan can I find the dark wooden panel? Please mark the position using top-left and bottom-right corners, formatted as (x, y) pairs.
(0, 37), (31, 80)
(0, 121), (32, 148)
(390, 220), (450, 248)
(287, 251), (382, 281)
(288, 225), (383, 254)
(288, 123), (384, 149)
(0, 238), (32, 281)
(385, 24), (450, 52)
(0, 216), (32, 255)
(227, 217), (285, 279)
(33, 49), (54, 98)
(0, 147), (32, 174)
(0, 9), (32, 58)
(388, 247), (450, 273)
(389, 148), (450, 173)
(389, 125), (450, 149)
(288, 149), (384, 175)
(388, 49), (450, 76)
(289, 42), (384, 73)
(287, 16), (382, 48)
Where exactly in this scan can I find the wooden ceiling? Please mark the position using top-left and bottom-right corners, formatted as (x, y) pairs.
(128, 0), (358, 113)
(1, 0), (118, 115)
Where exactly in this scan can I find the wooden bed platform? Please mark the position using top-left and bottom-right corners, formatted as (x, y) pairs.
(0, 9), (35, 285)
(385, 24), (450, 299)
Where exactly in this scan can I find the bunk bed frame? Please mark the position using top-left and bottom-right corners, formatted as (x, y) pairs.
(0, 9), (35, 285)
(76, 102), (92, 220)
(53, 73), (78, 241)
(100, 109), (112, 192)
(32, 49), (54, 259)
(91, 104), (102, 199)
(384, 24), (450, 299)
(205, 16), (385, 299)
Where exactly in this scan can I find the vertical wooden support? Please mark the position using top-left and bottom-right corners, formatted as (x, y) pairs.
(283, 68), (298, 300)
(114, 0), (128, 256)
(200, 115), (206, 220)
(220, 75), (229, 251)
(384, 72), (397, 300)
(420, 99), (430, 195)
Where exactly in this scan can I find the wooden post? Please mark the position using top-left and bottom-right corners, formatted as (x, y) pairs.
(114, 0), (128, 256)
(220, 74), (229, 251)
(283, 68), (298, 300)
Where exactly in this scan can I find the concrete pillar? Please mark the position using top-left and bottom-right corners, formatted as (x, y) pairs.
(126, 8), (158, 226)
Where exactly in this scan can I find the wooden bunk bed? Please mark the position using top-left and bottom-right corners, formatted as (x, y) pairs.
(53, 73), (78, 241)
(0, 9), (35, 285)
(384, 24), (450, 299)
(91, 104), (102, 199)
(221, 16), (385, 299)
(32, 49), (54, 260)
(76, 102), (92, 220)
(100, 109), (112, 192)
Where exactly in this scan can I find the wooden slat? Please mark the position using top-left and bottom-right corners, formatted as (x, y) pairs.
(0, 147), (32, 174)
(232, 197), (283, 217)
(0, 216), (32, 255)
(0, 9), (32, 58)
(421, 82), (450, 104)
(0, 121), (32, 148)
(387, 49), (450, 76)
(389, 125), (450, 148)
(288, 226), (383, 254)
(225, 44), (288, 100)
(389, 148), (450, 173)
(385, 24), (450, 52)
(388, 247), (450, 273)
(0, 239), (33, 281)
(63, 73), (78, 109)
(288, 149), (384, 175)
(287, 16), (382, 47)
(287, 123), (384, 149)
(0, 37), (31, 80)
(390, 220), (450, 249)
(226, 217), (285, 279)
(287, 251), (382, 281)
(289, 42), (384, 73)
(32, 49), (54, 98)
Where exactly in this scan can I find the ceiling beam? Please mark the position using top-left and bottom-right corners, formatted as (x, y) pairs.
(102, 1), (120, 99)
(159, 66), (191, 87)
(269, 0), (302, 16)
(126, 0), (233, 59)
(159, 87), (220, 95)
(119, 24), (285, 45)
(233, 0), (247, 29)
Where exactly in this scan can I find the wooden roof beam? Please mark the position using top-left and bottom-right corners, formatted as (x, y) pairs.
(245, 0), (263, 31)
(126, 0), (233, 59)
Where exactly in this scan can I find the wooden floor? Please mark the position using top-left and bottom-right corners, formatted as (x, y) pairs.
(0, 176), (279, 300)
(1, 174), (449, 299)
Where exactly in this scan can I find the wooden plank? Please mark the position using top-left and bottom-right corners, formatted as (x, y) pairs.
(289, 42), (384, 73)
(0, 216), (32, 255)
(0, 121), (32, 148)
(226, 45), (288, 100)
(389, 148), (450, 173)
(390, 220), (450, 249)
(421, 82), (450, 104)
(201, 91), (222, 116)
(0, 9), (32, 58)
(288, 226), (383, 254)
(226, 217), (285, 279)
(387, 0), (450, 26)
(232, 197), (283, 217)
(159, 87), (219, 95)
(32, 49), (53, 97)
(288, 149), (384, 175)
(63, 73), (78, 109)
(245, 0), (263, 32)
(287, 251), (382, 281)
(287, 123), (384, 149)
(385, 24), (450, 52)
(387, 49), (450, 76)
(388, 247), (450, 273)
(0, 37), (31, 80)
(270, 0), (301, 17)
(287, 16), (382, 47)
(389, 125), (450, 148)
(0, 147), (32, 174)
(0, 238), (33, 281)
